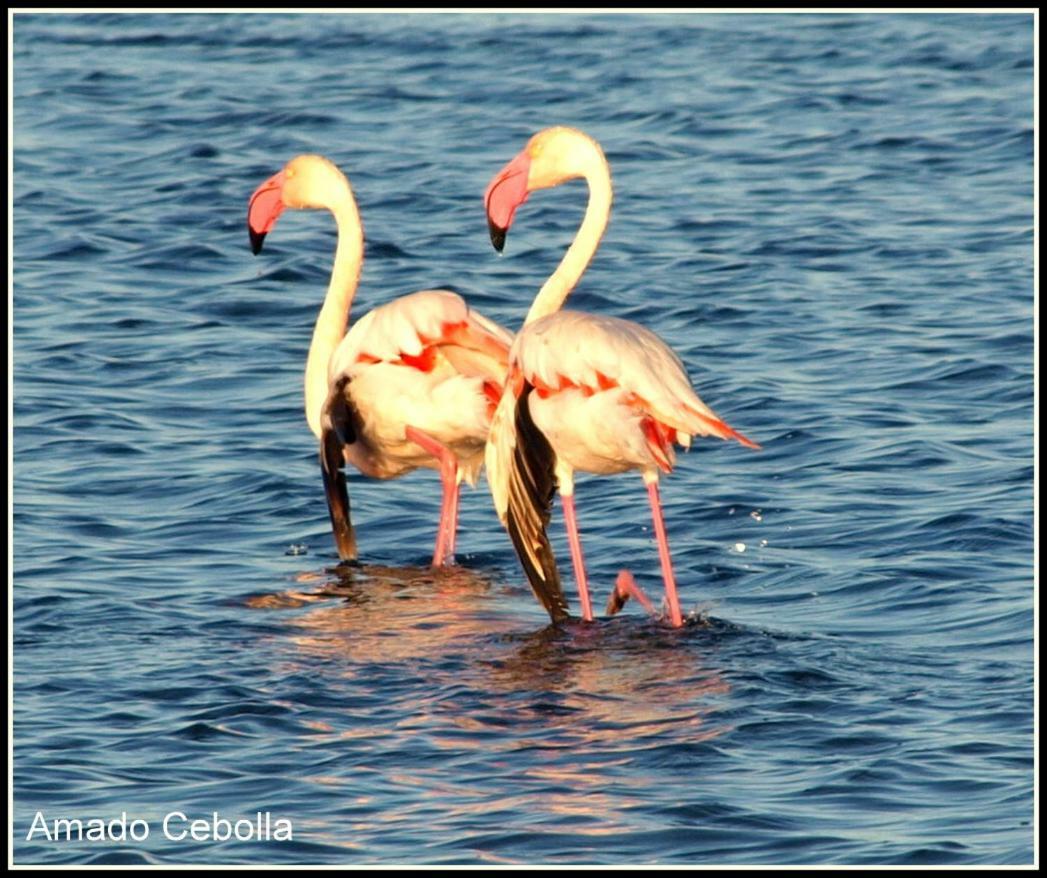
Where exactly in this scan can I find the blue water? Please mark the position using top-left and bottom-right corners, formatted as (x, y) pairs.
(12, 12), (1035, 866)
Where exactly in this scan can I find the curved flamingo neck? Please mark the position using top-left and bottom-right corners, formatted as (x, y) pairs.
(304, 186), (363, 438)
(524, 148), (612, 326)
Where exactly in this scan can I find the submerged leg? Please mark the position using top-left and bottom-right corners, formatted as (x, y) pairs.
(645, 476), (683, 627)
(405, 425), (459, 566)
(560, 491), (594, 622)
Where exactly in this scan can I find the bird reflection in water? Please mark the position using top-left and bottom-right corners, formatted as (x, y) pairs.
(248, 560), (729, 735)
(245, 562), (731, 841)
(246, 560), (520, 661)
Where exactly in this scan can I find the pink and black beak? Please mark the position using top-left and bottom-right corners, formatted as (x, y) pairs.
(483, 150), (532, 253)
(247, 169), (287, 255)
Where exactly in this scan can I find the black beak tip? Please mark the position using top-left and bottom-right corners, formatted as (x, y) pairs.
(488, 218), (507, 253)
(249, 228), (266, 255)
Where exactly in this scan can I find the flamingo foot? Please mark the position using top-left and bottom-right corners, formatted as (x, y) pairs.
(605, 570), (658, 617)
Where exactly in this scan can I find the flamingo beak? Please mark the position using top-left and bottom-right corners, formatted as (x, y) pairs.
(484, 150), (532, 253)
(247, 169), (287, 255)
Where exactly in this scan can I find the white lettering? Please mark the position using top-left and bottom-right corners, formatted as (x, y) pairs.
(25, 811), (52, 842)
(106, 813), (126, 842)
(52, 818), (83, 842)
(163, 811), (188, 841)
(234, 817), (253, 841)
(26, 810), (292, 843)
(190, 818), (210, 841)
(273, 818), (293, 841)
(212, 813), (231, 842)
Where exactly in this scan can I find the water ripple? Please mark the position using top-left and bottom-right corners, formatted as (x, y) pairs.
(13, 10), (1033, 867)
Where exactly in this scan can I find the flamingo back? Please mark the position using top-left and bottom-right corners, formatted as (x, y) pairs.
(514, 310), (756, 448)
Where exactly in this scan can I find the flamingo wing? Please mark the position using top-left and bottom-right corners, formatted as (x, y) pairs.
(486, 382), (570, 623)
(439, 307), (513, 387)
(329, 290), (511, 387)
(518, 311), (758, 450)
(319, 375), (362, 562)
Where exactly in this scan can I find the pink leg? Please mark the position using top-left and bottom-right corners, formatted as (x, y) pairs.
(647, 479), (684, 627)
(405, 426), (459, 566)
(561, 492), (594, 622)
(431, 475), (459, 566)
(444, 475), (460, 559)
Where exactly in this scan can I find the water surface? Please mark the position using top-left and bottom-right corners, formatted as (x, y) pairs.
(12, 11), (1034, 865)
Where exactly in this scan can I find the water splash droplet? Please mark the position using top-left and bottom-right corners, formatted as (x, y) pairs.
(285, 543), (308, 556)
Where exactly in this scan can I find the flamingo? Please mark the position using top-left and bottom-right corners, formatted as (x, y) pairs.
(248, 154), (524, 573)
(483, 127), (759, 627)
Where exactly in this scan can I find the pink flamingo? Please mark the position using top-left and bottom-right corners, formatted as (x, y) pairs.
(483, 127), (759, 627)
(248, 154), (521, 572)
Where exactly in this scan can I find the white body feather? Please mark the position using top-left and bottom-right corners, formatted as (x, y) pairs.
(330, 290), (512, 485)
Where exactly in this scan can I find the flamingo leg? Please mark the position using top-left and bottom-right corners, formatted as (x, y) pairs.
(444, 473), (460, 559)
(646, 479), (683, 627)
(404, 426), (459, 566)
(431, 475), (460, 567)
(560, 492), (594, 622)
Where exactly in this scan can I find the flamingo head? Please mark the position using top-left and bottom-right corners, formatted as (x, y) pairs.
(247, 155), (348, 254)
(483, 127), (603, 252)
(484, 148), (531, 253)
